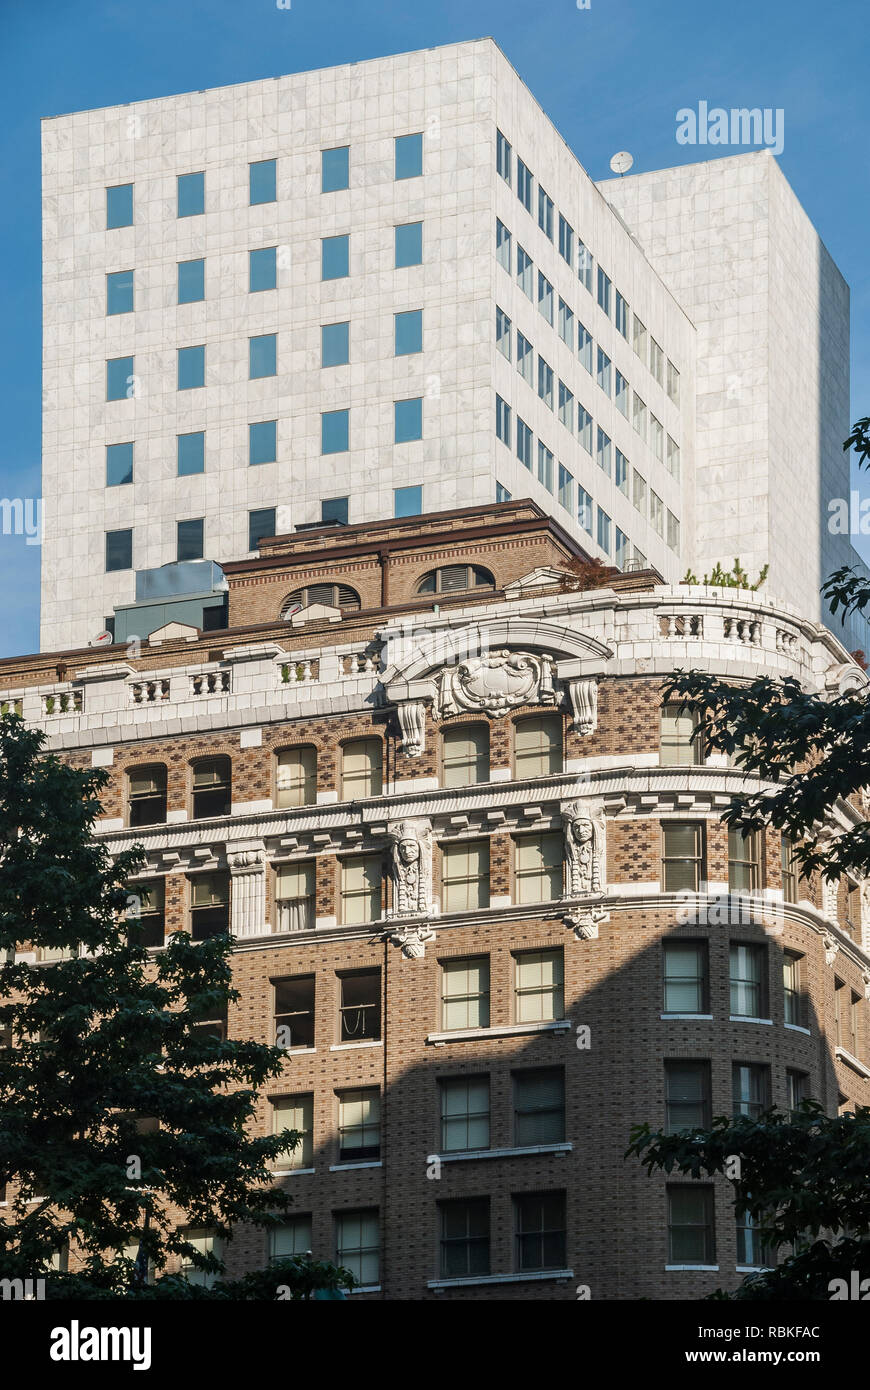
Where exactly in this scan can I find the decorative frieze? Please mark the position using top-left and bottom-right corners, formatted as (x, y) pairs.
(434, 650), (555, 719)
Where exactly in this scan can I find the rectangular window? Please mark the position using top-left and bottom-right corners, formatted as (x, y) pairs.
(394, 484), (422, 517)
(558, 463), (574, 512)
(786, 1069), (807, 1117)
(729, 829), (761, 893)
(394, 397), (423, 444)
(537, 356), (553, 408)
(538, 273), (554, 326)
(176, 518), (203, 562)
(106, 442), (133, 487)
(615, 369), (629, 418)
(395, 132), (423, 180)
(321, 234), (349, 280)
(577, 404), (593, 455)
(395, 308), (422, 356)
(270, 1217), (312, 1264)
(634, 546), (647, 570)
(517, 159), (533, 212)
(341, 738), (382, 799)
(249, 420), (277, 466)
(339, 968), (381, 1040)
(558, 381), (573, 431)
(578, 487), (593, 534)
(733, 1062), (769, 1119)
(321, 145), (349, 192)
(248, 507), (276, 552)
(667, 359), (681, 406)
(177, 171), (204, 218)
(275, 861), (315, 933)
(663, 941), (709, 1014)
(495, 218), (511, 272)
(513, 1068), (565, 1143)
(515, 713), (562, 778)
(596, 348), (611, 396)
(191, 757), (229, 818)
(632, 392), (647, 441)
(781, 836), (798, 903)
(440, 1078), (490, 1153)
(441, 957), (490, 1030)
(514, 1192), (566, 1272)
(649, 338), (664, 384)
(106, 183), (133, 229)
(537, 442), (554, 493)
(440, 1199), (489, 1279)
(336, 1210), (379, 1288)
(516, 245), (533, 299)
(515, 949), (564, 1022)
(632, 315), (647, 360)
(495, 394), (512, 447)
(736, 1210), (774, 1269)
(596, 428), (611, 477)
(176, 258), (204, 304)
(249, 334), (276, 379)
(632, 470), (647, 516)
(395, 221), (423, 267)
(442, 725), (488, 788)
(321, 496), (348, 525)
(615, 527), (629, 571)
(177, 431), (205, 477)
(538, 187), (553, 239)
(615, 448), (629, 496)
(249, 246), (276, 293)
(129, 880), (165, 948)
(177, 345), (205, 390)
(650, 491), (664, 536)
(496, 130), (512, 184)
(338, 1089), (380, 1163)
(496, 306), (512, 359)
(107, 355), (134, 401)
(660, 703), (701, 766)
(558, 298), (574, 349)
(516, 331), (533, 384)
(276, 746), (317, 809)
(650, 414), (664, 462)
(668, 1186), (715, 1265)
(107, 269), (133, 315)
(597, 267), (611, 316)
(189, 873), (229, 941)
(180, 1230), (220, 1288)
(662, 822), (704, 892)
(515, 833), (563, 905)
(665, 1060), (711, 1132)
(106, 528), (132, 572)
(516, 418), (533, 471)
(274, 976), (315, 1049)
(321, 321), (349, 368)
(321, 408), (349, 454)
(558, 214), (574, 264)
(783, 951), (805, 1026)
(667, 511), (680, 553)
(730, 943), (767, 1018)
(496, 482), (511, 503)
(442, 840), (490, 912)
(615, 290), (629, 338)
(596, 506), (611, 554)
(272, 1095), (313, 1170)
(249, 158), (276, 205)
(577, 239), (593, 292)
(666, 435), (681, 479)
(578, 322), (593, 374)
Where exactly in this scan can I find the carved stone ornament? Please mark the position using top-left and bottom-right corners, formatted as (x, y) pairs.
(397, 699), (427, 757)
(567, 677), (599, 736)
(563, 907), (607, 941)
(562, 799), (606, 897)
(388, 922), (436, 959)
(822, 877), (839, 923)
(228, 848), (266, 874)
(387, 818), (433, 918)
(434, 650), (555, 719)
(823, 934), (840, 968)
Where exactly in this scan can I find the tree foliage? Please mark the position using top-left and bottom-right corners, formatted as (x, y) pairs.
(681, 558), (770, 590)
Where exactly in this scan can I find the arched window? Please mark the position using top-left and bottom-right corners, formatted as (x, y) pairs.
(281, 583), (361, 617)
(127, 765), (167, 827)
(276, 746), (317, 808)
(341, 739), (383, 800)
(416, 565), (495, 596)
(191, 757), (232, 819)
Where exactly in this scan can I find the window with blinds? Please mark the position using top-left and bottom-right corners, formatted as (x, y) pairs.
(514, 1191), (566, 1271)
(441, 956), (490, 1030)
(340, 856), (382, 925)
(730, 942), (767, 1018)
(665, 1060), (711, 1132)
(189, 873), (229, 940)
(514, 833), (563, 905)
(439, 1077), (490, 1152)
(128, 879), (165, 948)
(275, 861), (315, 932)
(513, 1067), (565, 1145)
(338, 1088), (381, 1162)
(662, 940), (708, 1014)
(439, 1198), (490, 1278)
(667, 1187), (714, 1266)
(661, 822), (704, 892)
(272, 1094), (313, 1170)
(336, 1209), (379, 1287)
(441, 840), (490, 912)
(441, 724), (489, 787)
(514, 949), (564, 1022)
(514, 714), (562, 778)
(269, 1216), (312, 1263)
(341, 739), (383, 800)
(660, 704), (702, 766)
(276, 746), (317, 808)
(191, 757), (231, 819)
(180, 1229), (221, 1288)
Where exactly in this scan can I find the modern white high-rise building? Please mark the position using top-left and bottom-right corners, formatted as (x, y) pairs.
(39, 37), (866, 653)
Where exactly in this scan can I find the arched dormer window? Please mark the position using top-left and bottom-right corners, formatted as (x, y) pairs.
(416, 564), (495, 596)
(281, 583), (361, 618)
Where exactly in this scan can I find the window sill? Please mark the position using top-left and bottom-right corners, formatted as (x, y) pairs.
(329, 1161), (383, 1172)
(836, 1047), (870, 1078)
(427, 1269), (573, 1290)
(434, 1143), (571, 1163)
(329, 1040), (383, 1052)
(784, 1022), (811, 1036)
(736, 1265), (773, 1273)
(279, 1047), (316, 1056)
(661, 1013), (713, 1021)
(665, 1265), (719, 1272)
(427, 1020), (571, 1045)
(349, 1285), (381, 1294)
(729, 1016), (773, 1026)
(271, 1167), (315, 1176)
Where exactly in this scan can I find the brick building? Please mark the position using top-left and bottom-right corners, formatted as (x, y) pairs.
(4, 500), (869, 1298)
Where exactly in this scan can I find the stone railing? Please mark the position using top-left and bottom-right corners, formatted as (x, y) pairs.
(189, 671), (230, 697)
(130, 679), (170, 704)
(658, 613), (704, 638)
(723, 616), (762, 646)
(41, 690), (83, 716)
(280, 659), (319, 684)
(341, 651), (383, 676)
(0, 698), (22, 716)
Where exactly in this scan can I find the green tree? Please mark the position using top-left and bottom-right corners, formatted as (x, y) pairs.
(0, 714), (347, 1297)
(681, 558), (769, 590)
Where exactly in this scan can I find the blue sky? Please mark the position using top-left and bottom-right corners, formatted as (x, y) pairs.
(0, 0), (867, 657)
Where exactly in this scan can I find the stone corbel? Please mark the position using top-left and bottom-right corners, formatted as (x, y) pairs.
(227, 839), (267, 939)
(563, 905), (608, 941)
(823, 934), (840, 968)
(566, 677), (599, 736)
(396, 699), (427, 757)
(388, 920), (436, 959)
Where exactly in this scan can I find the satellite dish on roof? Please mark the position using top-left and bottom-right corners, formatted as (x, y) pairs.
(609, 151), (634, 176)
